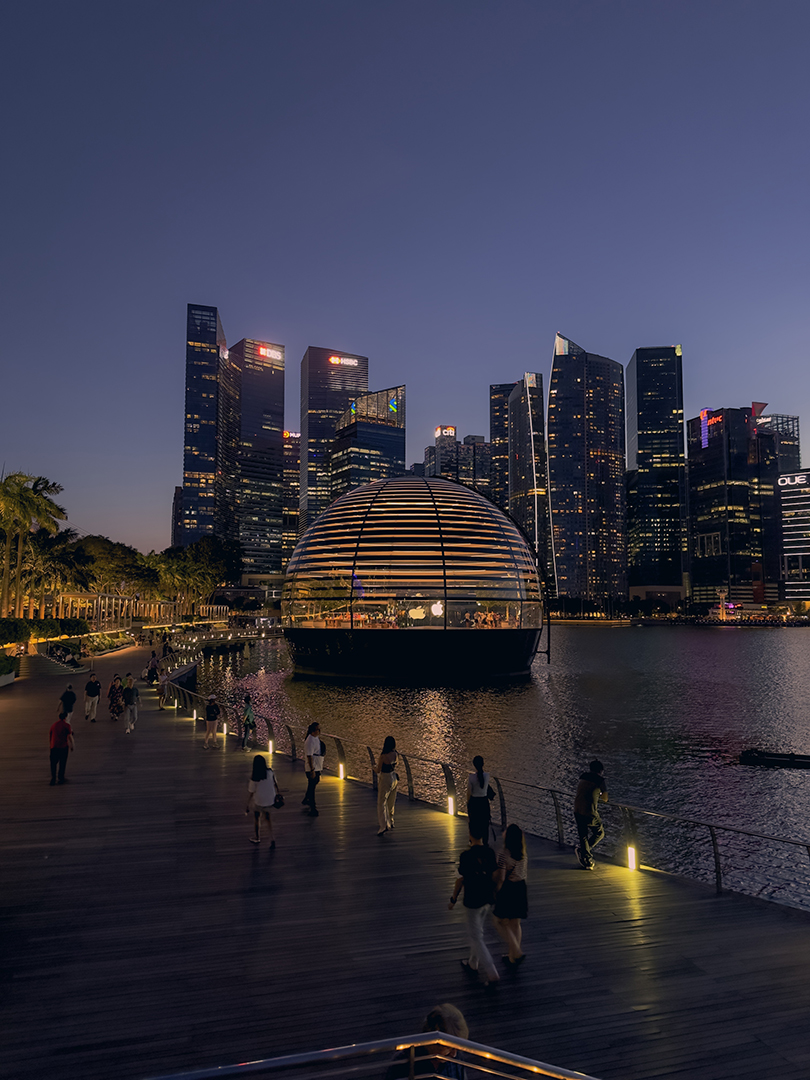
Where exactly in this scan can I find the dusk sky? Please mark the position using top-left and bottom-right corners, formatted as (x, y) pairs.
(3, 0), (809, 553)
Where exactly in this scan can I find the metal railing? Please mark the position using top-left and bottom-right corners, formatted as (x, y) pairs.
(144, 1031), (602, 1080)
(159, 670), (810, 910)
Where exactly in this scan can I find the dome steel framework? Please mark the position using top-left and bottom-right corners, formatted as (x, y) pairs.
(282, 476), (544, 679)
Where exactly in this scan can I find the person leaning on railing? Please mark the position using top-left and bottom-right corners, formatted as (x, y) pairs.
(385, 1004), (469, 1080)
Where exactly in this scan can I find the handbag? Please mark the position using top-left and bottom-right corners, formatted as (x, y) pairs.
(273, 792), (285, 809)
(487, 784), (496, 802)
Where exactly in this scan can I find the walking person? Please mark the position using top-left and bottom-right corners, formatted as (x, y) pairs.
(493, 824), (528, 966)
(203, 694), (220, 749)
(449, 834), (500, 991)
(245, 755), (282, 847)
(240, 694), (256, 752)
(58, 683), (77, 723)
(374, 735), (398, 835)
(302, 721), (323, 816)
(107, 675), (125, 722)
(157, 669), (169, 710)
(122, 676), (140, 733)
(49, 712), (75, 785)
(147, 651), (159, 685)
(466, 756), (495, 843)
(84, 673), (101, 722)
(574, 759), (608, 870)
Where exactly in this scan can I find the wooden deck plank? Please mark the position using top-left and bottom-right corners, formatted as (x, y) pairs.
(3, 646), (810, 1080)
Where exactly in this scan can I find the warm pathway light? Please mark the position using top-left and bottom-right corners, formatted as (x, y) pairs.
(268, 739), (274, 754)
(192, 709), (197, 720)
(628, 845), (637, 871)
(448, 796), (455, 816)
(339, 763), (345, 779)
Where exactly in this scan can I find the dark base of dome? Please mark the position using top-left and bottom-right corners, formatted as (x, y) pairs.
(283, 628), (542, 682)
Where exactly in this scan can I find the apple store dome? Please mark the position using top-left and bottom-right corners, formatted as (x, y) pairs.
(282, 476), (544, 679)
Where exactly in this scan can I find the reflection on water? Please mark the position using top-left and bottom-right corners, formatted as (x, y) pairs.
(198, 625), (810, 903)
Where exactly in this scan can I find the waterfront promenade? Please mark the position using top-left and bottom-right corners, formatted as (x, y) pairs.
(2, 649), (810, 1080)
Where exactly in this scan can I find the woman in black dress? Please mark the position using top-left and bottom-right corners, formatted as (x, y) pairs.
(493, 823), (528, 965)
(466, 755), (492, 843)
(107, 674), (125, 722)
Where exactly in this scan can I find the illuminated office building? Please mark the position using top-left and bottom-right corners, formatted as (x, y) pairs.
(228, 338), (285, 573)
(508, 374), (553, 591)
(282, 431), (300, 568)
(330, 386), (406, 501)
(170, 487), (183, 548)
(300, 347), (369, 532)
(424, 427), (491, 498)
(425, 426), (460, 478)
(626, 346), (687, 607)
(182, 304), (238, 544)
(779, 470), (810, 605)
(755, 411), (801, 473)
(490, 382), (517, 512)
(547, 334), (626, 603)
(687, 405), (780, 606)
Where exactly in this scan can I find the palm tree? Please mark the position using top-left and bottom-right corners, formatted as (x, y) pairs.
(23, 529), (88, 618)
(11, 477), (66, 617)
(1, 472), (32, 618)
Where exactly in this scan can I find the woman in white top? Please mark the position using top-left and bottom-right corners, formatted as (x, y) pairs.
(374, 735), (398, 835)
(466, 755), (493, 843)
(246, 755), (282, 847)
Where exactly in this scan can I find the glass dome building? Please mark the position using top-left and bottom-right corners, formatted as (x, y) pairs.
(282, 476), (544, 679)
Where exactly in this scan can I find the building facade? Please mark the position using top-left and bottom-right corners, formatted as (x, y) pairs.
(626, 346), (687, 607)
(547, 334), (626, 604)
(779, 469), (810, 606)
(300, 347), (369, 533)
(282, 431), (300, 568)
(507, 373), (553, 591)
(490, 382), (517, 512)
(686, 406), (781, 607)
(171, 487), (183, 548)
(228, 338), (285, 574)
(330, 385), (406, 500)
(458, 435), (491, 500)
(755, 411), (801, 473)
(182, 304), (236, 544)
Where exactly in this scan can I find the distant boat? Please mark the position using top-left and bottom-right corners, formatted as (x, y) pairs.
(739, 748), (810, 769)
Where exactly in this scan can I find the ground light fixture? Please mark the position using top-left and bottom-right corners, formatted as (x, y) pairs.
(339, 763), (345, 779)
(193, 709), (197, 720)
(448, 796), (455, 816)
(628, 845), (637, 871)
(268, 739), (274, 754)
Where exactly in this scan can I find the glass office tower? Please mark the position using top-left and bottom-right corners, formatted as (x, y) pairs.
(300, 347), (369, 533)
(182, 304), (236, 544)
(687, 406), (781, 606)
(547, 334), (626, 604)
(490, 382), (517, 512)
(282, 431), (300, 569)
(626, 346), (687, 607)
(330, 386), (406, 500)
(228, 338), (285, 573)
(780, 470), (810, 606)
(755, 412), (801, 473)
(458, 435), (491, 500)
(508, 373), (553, 592)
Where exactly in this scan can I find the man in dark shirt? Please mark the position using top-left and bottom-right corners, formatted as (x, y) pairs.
(49, 713), (75, 785)
(84, 673), (101, 722)
(573, 759), (608, 870)
(449, 836), (499, 988)
(59, 684), (77, 722)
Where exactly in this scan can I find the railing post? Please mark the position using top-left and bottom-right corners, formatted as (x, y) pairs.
(333, 736), (346, 779)
(708, 825), (723, 895)
(367, 747), (378, 792)
(491, 775), (506, 830)
(549, 790), (565, 847)
(400, 753), (415, 801)
(440, 763), (457, 815)
(285, 724), (297, 762)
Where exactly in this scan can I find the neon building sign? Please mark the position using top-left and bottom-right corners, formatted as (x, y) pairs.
(258, 346), (283, 360)
(329, 356), (359, 367)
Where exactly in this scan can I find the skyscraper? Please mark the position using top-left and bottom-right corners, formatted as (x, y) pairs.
(425, 426), (460, 479)
(626, 346), (687, 607)
(171, 487), (183, 548)
(754, 411), (801, 473)
(779, 469), (810, 606)
(458, 435), (491, 500)
(508, 373), (553, 591)
(687, 406), (781, 606)
(330, 386), (406, 500)
(490, 382), (517, 512)
(282, 431), (300, 568)
(182, 304), (237, 544)
(228, 338), (285, 574)
(300, 347), (369, 532)
(547, 334), (626, 604)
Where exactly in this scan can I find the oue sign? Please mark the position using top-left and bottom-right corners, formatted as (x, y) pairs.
(779, 474), (808, 486)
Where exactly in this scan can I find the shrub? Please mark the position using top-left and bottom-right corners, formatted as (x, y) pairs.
(60, 618), (90, 636)
(0, 618), (32, 646)
(29, 617), (61, 639)
(0, 653), (17, 677)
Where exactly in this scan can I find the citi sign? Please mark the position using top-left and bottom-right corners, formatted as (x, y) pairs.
(329, 355), (359, 367)
(779, 474), (808, 486)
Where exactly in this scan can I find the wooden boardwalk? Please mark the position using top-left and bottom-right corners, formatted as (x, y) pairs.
(2, 647), (810, 1080)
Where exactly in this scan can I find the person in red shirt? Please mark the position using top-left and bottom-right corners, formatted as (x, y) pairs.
(49, 713), (75, 786)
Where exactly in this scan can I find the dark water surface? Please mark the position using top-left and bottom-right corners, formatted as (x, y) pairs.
(197, 625), (810, 904)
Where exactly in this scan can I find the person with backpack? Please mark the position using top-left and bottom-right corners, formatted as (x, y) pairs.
(448, 835), (500, 991)
(302, 721), (324, 816)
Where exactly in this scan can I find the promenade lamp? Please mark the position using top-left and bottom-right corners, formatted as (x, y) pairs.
(339, 762), (345, 780)
(447, 796), (455, 816)
(627, 845), (637, 871)
(268, 737), (274, 755)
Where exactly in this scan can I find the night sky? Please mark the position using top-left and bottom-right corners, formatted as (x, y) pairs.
(3, 0), (809, 553)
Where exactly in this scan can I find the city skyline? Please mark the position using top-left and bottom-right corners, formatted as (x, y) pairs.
(3, 2), (810, 552)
